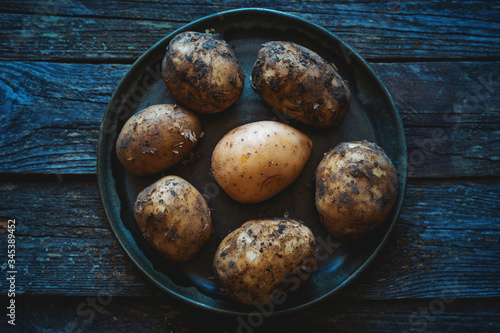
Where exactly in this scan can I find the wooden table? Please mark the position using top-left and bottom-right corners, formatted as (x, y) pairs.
(1, 1), (499, 332)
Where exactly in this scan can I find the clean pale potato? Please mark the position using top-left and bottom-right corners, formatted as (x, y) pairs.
(315, 141), (398, 239)
(252, 41), (351, 127)
(162, 31), (245, 113)
(213, 218), (317, 305)
(211, 121), (313, 203)
(116, 104), (202, 176)
(134, 175), (212, 262)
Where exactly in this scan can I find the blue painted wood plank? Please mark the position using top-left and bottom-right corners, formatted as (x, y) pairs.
(0, 1), (499, 61)
(1, 61), (498, 177)
(0, 181), (498, 299)
(10, 296), (500, 333)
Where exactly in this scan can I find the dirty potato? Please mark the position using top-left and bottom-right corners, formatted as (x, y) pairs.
(134, 175), (212, 262)
(213, 218), (317, 305)
(315, 141), (398, 239)
(211, 121), (313, 204)
(162, 31), (245, 113)
(115, 104), (202, 176)
(252, 41), (351, 127)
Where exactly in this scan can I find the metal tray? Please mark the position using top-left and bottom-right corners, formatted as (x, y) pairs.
(97, 8), (407, 315)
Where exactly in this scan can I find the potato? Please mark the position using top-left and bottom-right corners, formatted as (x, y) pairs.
(213, 218), (317, 305)
(211, 121), (313, 204)
(116, 104), (202, 176)
(251, 41), (351, 127)
(134, 175), (212, 262)
(162, 31), (245, 113)
(315, 141), (398, 239)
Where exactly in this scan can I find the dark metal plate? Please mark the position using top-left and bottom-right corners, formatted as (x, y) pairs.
(97, 8), (407, 315)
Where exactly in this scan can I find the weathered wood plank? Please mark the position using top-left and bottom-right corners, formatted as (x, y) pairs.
(0, 0), (499, 61)
(11, 296), (500, 333)
(0, 181), (498, 299)
(1, 61), (498, 177)
(0, 62), (124, 174)
(370, 62), (500, 178)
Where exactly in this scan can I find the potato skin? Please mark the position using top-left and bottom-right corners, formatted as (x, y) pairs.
(162, 31), (245, 113)
(251, 41), (351, 127)
(211, 121), (313, 204)
(315, 141), (398, 239)
(116, 104), (202, 176)
(213, 218), (317, 305)
(134, 175), (212, 262)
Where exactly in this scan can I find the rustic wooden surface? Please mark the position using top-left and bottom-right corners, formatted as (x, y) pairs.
(1, 61), (499, 177)
(0, 0), (499, 332)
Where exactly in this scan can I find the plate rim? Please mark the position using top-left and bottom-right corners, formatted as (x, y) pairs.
(97, 7), (408, 316)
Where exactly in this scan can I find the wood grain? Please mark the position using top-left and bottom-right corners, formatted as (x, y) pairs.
(1, 61), (498, 177)
(0, 0), (499, 62)
(0, 1), (498, 332)
(12, 296), (500, 333)
(0, 181), (498, 299)
(371, 62), (500, 178)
